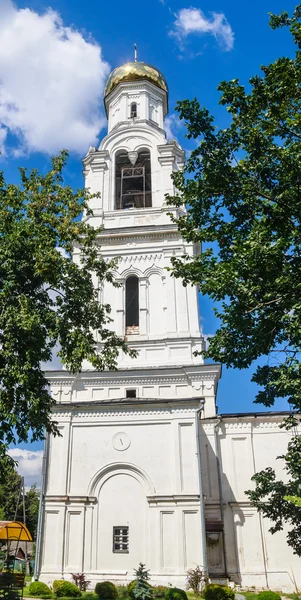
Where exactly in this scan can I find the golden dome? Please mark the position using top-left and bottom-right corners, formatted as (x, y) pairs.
(104, 61), (168, 98)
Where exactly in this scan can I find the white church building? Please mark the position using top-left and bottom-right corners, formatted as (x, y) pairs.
(36, 60), (301, 592)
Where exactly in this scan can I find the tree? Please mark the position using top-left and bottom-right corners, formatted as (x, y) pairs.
(0, 151), (134, 465)
(0, 456), (22, 522)
(132, 564), (152, 600)
(166, 6), (301, 553)
(25, 485), (40, 540)
(247, 436), (301, 555)
(0, 455), (40, 539)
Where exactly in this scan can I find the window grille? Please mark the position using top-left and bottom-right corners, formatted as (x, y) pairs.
(115, 150), (152, 210)
(113, 526), (129, 553)
(125, 276), (139, 333)
(130, 103), (137, 118)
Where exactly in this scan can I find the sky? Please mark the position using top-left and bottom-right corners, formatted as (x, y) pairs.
(1, 0), (296, 484)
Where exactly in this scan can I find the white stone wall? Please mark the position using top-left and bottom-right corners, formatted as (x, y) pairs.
(39, 395), (209, 586)
(201, 416), (301, 592)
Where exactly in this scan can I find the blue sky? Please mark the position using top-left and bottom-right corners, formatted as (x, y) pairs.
(1, 0), (295, 480)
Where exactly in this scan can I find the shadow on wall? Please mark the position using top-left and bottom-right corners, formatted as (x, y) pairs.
(200, 420), (257, 586)
(200, 417), (298, 590)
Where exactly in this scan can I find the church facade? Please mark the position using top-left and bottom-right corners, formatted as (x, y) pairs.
(36, 61), (301, 593)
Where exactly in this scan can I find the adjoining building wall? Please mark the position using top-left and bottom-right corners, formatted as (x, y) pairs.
(201, 415), (301, 592)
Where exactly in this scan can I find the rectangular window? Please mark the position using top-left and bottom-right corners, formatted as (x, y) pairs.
(113, 526), (129, 553)
(126, 389), (136, 398)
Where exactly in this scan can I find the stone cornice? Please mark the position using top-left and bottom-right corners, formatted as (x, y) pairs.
(147, 494), (200, 505)
(52, 406), (199, 418)
(45, 496), (97, 504)
(45, 364), (221, 387)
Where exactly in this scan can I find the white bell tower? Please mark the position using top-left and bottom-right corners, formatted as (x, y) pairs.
(80, 59), (206, 368)
(38, 58), (221, 588)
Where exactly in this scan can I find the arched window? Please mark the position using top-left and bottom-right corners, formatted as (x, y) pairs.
(125, 276), (139, 332)
(115, 149), (152, 210)
(130, 103), (137, 118)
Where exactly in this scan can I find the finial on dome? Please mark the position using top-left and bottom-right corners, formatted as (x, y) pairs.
(134, 43), (137, 62)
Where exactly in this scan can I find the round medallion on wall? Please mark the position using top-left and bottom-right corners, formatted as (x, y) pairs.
(112, 432), (131, 451)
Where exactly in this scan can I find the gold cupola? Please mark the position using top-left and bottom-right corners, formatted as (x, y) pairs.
(104, 61), (168, 99)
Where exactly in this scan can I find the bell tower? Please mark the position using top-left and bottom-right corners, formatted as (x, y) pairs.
(38, 57), (221, 588)
(80, 59), (206, 368)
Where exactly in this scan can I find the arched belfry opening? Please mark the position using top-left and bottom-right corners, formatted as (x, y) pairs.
(125, 276), (139, 333)
(115, 149), (152, 210)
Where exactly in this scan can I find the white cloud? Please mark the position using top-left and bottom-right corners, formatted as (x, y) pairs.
(170, 7), (234, 52)
(164, 113), (183, 141)
(0, 0), (110, 156)
(0, 125), (7, 154)
(8, 448), (43, 487)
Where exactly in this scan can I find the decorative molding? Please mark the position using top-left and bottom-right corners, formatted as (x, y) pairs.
(54, 407), (198, 419)
(88, 461), (155, 496)
(118, 253), (163, 263)
(252, 420), (285, 429)
(147, 494), (200, 505)
(45, 496), (97, 504)
(49, 373), (217, 388)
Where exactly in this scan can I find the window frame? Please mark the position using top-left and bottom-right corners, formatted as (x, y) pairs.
(112, 526), (129, 554)
(130, 102), (137, 118)
(125, 275), (139, 331)
(115, 149), (152, 210)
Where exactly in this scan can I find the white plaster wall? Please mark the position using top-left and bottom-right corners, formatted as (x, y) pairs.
(200, 417), (301, 592)
(40, 399), (206, 585)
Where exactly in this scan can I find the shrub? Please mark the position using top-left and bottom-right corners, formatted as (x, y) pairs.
(28, 582), (52, 597)
(72, 574), (91, 592)
(203, 585), (235, 600)
(186, 566), (203, 596)
(53, 581), (81, 598)
(117, 586), (129, 600)
(128, 582), (138, 599)
(153, 587), (169, 598)
(165, 589), (188, 600)
(95, 582), (118, 600)
(128, 580), (153, 600)
(53, 581), (65, 595)
(257, 593), (281, 600)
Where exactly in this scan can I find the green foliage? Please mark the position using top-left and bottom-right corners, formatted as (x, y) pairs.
(203, 585), (234, 600)
(53, 582), (65, 595)
(117, 586), (128, 600)
(284, 495), (301, 507)
(0, 456), (40, 540)
(152, 587), (170, 598)
(166, 4), (301, 556)
(167, 4), (301, 415)
(246, 435), (301, 554)
(133, 564), (150, 583)
(95, 582), (118, 600)
(28, 582), (52, 596)
(257, 593), (281, 600)
(131, 565), (152, 600)
(127, 582), (138, 599)
(0, 150), (134, 464)
(164, 589), (188, 600)
(186, 566), (203, 596)
(53, 581), (81, 598)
